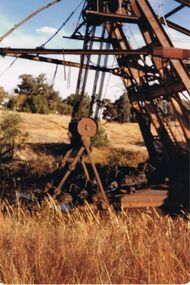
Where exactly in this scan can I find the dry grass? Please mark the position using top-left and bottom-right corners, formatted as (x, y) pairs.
(0, 111), (148, 164)
(0, 110), (70, 144)
(0, 202), (189, 284)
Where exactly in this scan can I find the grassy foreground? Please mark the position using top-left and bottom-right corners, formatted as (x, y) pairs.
(0, 203), (189, 284)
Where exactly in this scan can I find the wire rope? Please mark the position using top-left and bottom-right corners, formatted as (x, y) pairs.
(52, 64), (58, 85)
(0, 57), (17, 77)
(0, 0), (63, 43)
(41, 0), (85, 47)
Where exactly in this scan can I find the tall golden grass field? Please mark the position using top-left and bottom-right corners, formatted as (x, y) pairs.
(0, 201), (189, 284)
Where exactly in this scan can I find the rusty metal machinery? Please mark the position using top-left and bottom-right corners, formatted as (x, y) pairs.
(0, 0), (190, 212)
(53, 117), (109, 205)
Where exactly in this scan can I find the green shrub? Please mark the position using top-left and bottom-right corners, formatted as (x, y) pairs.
(91, 123), (109, 147)
(107, 148), (148, 167)
(0, 112), (26, 160)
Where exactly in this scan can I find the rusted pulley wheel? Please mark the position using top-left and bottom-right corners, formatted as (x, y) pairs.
(77, 117), (97, 138)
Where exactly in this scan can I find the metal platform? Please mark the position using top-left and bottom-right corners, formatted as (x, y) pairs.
(121, 188), (168, 209)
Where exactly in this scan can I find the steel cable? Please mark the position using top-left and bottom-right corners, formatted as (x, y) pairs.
(0, 0), (63, 43)
(40, 0), (85, 48)
(0, 57), (17, 77)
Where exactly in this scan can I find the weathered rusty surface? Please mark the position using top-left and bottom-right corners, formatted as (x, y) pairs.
(3, 53), (126, 77)
(1, 47), (189, 59)
(0, 47), (148, 55)
(137, 0), (190, 93)
(153, 47), (190, 60)
(85, 9), (140, 23)
(77, 118), (97, 137)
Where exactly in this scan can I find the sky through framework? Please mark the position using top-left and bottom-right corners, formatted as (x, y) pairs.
(0, 0), (189, 100)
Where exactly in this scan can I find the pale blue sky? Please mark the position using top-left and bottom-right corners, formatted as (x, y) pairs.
(0, 0), (189, 99)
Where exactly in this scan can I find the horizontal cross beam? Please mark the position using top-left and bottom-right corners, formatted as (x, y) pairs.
(3, 53), (128, 78)
(0, 47), (148, 56)
(1, 47), (190, 59)
(85, 10), (140, 23)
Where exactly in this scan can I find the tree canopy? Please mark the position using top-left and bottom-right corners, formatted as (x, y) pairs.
(7, 74), (64, 114)
(102, 93), (132, 123)
(6, 74), (92, 116)
(63, 93), (91, 117)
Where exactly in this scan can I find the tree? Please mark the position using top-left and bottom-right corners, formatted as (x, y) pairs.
(0, 87), (8, 107)
(103, 93), (131, 123)
(6, 94), (25, 111)
(102, 99), (117, 121)
(114, 93), (131, 123)
(57, 102), (72, 115)
(63, 93), (91, 117)
(7, 74), (64, 114)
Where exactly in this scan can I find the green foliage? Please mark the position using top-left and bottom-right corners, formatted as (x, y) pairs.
(63, 93), (91, 117)
(102, 99), (117, 122)
(115, 93), (131, 123)
(107, 148), (148, 167)
(103, 93), (132, 123)
(63, 94), (76, 106)
(24, 95), (49, 114)
(0, 87), (8, 106)
(6, 96), (20, 111)
(6, 74), (92, 116)
(91, 123), (109, 147)
(0, 112), (26, 160)
(57, 102), (73, 115)
(7, 74), (64, 114)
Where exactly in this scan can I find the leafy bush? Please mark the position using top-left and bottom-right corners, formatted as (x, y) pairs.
(107, 148), (148, 167)
(91, 123), (109, 147)
(57, 102), (73, 115)
(0, 112), (26, 160)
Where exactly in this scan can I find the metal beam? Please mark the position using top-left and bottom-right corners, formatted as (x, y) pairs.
(160, 18), (190, 37)
(137, 0), (190, 93)
(164, 4), (185, 18)
(0, 47), (148, 56)
(3, 53), (127, 78)
(175, 0), (190, 7)
(153, 47), (190, 59)
(1, 47), (189, 59)
(63, 35), (111, 43)
(128, 82), (185, 102)
(85, 10), (140, 23)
